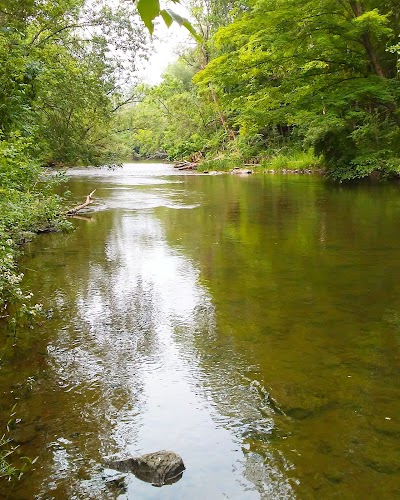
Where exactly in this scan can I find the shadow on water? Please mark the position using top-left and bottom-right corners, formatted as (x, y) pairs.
(1, 164), (400, 498)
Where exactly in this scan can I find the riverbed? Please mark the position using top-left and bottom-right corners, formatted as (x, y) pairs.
(1, 163), (400, 498)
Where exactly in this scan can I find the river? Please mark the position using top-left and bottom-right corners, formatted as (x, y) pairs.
(1, 163), (400, 499)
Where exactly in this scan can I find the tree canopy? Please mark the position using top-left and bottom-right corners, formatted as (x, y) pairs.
(195, 0), (400, 178)
(0, 0), (150, 165)
(123, 0), (400, 180)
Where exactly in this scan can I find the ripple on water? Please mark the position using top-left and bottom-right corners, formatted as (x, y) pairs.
(7, 164), (316, 499)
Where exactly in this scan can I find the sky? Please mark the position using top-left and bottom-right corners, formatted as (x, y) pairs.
(136, 2), (193, 84)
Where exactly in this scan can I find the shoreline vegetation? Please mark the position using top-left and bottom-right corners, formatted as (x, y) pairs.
(173, 149), (326, 175)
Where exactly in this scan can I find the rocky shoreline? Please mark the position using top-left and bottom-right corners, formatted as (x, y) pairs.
(173, 162), (326, 176)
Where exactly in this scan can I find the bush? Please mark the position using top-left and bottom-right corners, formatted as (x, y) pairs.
(0, 137), (69, 316)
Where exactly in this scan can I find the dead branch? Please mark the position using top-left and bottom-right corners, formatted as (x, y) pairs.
(66, 190), (96, 215)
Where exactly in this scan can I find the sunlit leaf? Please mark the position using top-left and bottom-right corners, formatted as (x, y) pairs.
(137, 0), (160, 34)
(182, 19), (201, 40)
(160, 9), (173, 28)
(161, 8), (201, 40)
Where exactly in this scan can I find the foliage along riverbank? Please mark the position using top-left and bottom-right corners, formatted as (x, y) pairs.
(0, 0), (150, 316)
(2, 0), (399, 326)
(121, 0), (400, 182)
(0, 142), (66, 317)
(193, 149), (325, 174)
(0, 0), (153, 478)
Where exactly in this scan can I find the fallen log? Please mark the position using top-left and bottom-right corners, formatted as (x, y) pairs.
(178, 164), (197, 171)
(66, 190), (96, 215)
(173, 161), (197, 170)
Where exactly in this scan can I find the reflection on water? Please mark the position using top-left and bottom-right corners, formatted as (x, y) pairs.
(1, 164), (400, 498)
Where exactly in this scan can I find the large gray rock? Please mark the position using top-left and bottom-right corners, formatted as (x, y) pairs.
(108, 450), (185, 487)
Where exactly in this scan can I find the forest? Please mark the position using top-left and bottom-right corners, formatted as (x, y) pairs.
(0, 0), (400, 313)
(126, 0), (400, 181)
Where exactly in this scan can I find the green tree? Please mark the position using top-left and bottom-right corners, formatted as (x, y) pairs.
(0, 0), (149, 165)
(194, 0), (400, 179)
(0, 0), (149, 313)
(115, 0), (249, 163)
(118, 61), (215, 160)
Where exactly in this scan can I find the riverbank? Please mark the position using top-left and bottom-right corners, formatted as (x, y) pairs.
(171, 150), (325, 175)
(174, 148), (400, 180)
(0, 173), (68, 318)
(197, 150), (324, 173)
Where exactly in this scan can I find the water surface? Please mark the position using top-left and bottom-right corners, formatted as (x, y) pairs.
(1, 163), (400, 499)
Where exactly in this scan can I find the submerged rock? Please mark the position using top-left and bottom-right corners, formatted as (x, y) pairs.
(108, 450), (185, 487)
(10, 423), (37, 444)
(103, 469), (128, 495)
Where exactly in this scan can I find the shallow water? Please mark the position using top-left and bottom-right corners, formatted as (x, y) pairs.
(1, 163), (400, 498)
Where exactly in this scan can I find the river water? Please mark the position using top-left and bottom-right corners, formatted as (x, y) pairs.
(1, 163), (400, 499)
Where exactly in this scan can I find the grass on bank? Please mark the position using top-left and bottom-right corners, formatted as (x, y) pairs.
(196, 156), (245, 172)
(0, 435), (19, 480)
(261, 149), (324, 171)
(195, 149), (324, 173)
(0, 404), (38, 482)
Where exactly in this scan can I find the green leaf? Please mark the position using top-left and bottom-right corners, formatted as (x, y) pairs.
(137, 0), (160, 34)
(161, 8), (201, 40)
(182, 19), (201, 40)
(160, 9), (173, 28)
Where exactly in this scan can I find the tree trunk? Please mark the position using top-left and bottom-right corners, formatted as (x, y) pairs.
(209, 82), (237, 143)
(349, 1), (385, 78)
(200, 43), (238, 145)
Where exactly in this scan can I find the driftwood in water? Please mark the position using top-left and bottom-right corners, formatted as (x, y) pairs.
(66, 190), (96, 215)
(173, 161), (197, 171)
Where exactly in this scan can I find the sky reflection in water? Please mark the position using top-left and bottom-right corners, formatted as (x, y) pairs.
(26, 164), (293, 499)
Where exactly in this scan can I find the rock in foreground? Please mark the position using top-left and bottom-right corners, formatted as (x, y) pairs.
(108, 450), (185, 487)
